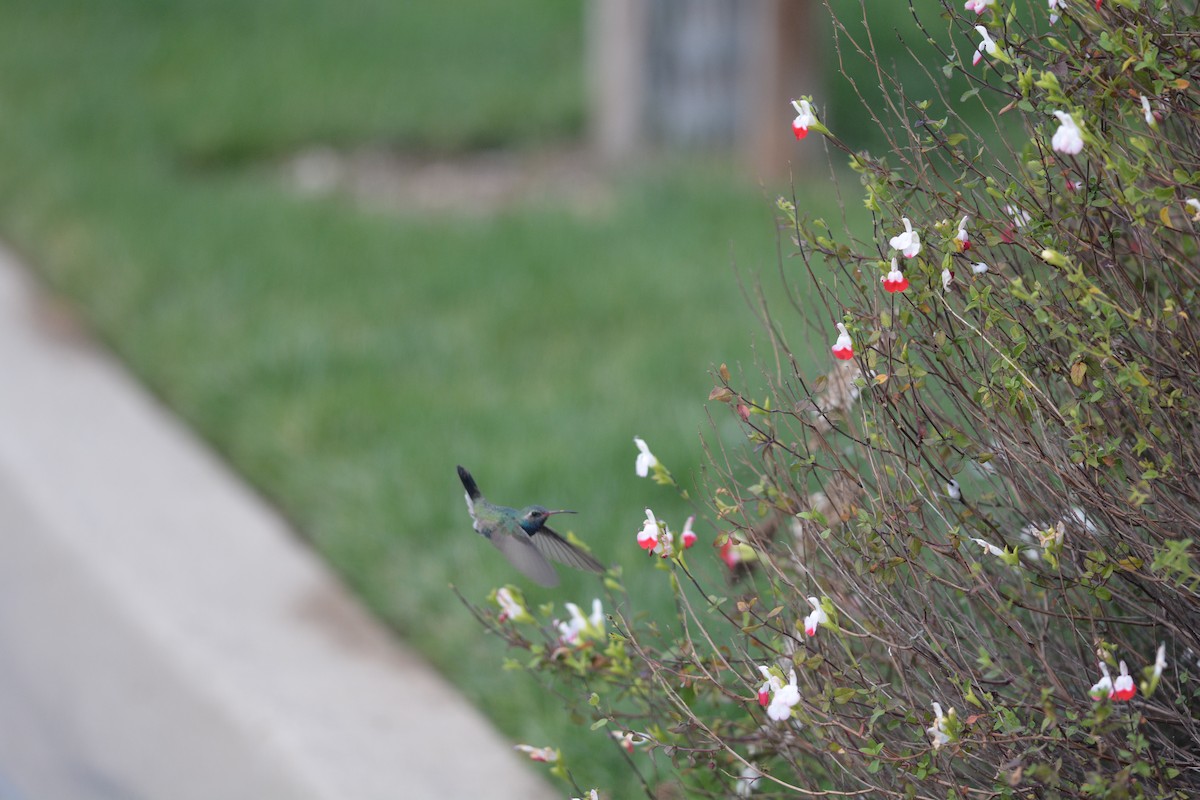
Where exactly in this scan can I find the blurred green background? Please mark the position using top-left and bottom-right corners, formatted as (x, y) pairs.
(0, 0), (948, 793)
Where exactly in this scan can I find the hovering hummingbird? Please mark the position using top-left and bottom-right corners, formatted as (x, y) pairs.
(457, 465), (606, 587)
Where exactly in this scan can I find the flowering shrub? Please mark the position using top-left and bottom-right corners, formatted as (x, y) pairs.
(465, 2), (1200, 797)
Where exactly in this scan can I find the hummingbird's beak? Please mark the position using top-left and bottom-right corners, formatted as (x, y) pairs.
(545, 509), (576, 516)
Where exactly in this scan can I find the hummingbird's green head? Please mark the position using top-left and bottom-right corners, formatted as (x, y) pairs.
(516, 505), (575, 534)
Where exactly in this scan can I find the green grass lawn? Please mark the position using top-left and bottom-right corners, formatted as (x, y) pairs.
(0, 0), (948, 793)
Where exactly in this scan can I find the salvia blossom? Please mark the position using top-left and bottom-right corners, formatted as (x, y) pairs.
(791, 99), (815, 140)
(946, 480), (961, 501)
(757, 668), (776, 706)
(1153, 643), (1168, 681)
(965, 0), (994, 12)
(973, 26), (997, 66)
(956, 216), (971, 251)
(804, 596), (828, 637)
(573, 791), (599, 800)
(927, 701), (954, 749)
(1187, 198), (1200, 221)
(1090, 661), (1136, 701)
(557, 598), (604, 646)
(1140, 95), (1157, 127)
(637, 508), (661, 552)
(494, 587), (530, 623)
(611, 730), (647, 753)
(971, 261), (989, 275)
(941, 269), (954, 291)
(1049, 0), (1062, 23)
(757, 666), (801, 721)
(889, 217), (921, 258)
(1089, 662), (1114, 700)
(881, 258), (909, 293)
(1112, 660), (1136, 701)
(633, 436), (657, 478)
(515, 744), (559, 763)
(1006, 205), (1032, 228)
(720, 535), (753, 569)
(972, 537), (1005, 558)
(1095, 0), (1102, 8)
(831, 323), (854, 361)
(1051, 110), (1084, 155)
(680, 515), (697, 549)
(735, 765), (763, 798)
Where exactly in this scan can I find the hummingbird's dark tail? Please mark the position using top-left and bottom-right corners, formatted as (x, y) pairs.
(457, 465), (482, 500)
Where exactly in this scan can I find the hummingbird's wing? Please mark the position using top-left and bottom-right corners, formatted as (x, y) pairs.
(491, 529), (560, 587)
(531, 527), (606, 575)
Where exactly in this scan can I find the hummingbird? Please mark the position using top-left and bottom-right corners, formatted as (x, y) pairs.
(457, 465), (605, 587)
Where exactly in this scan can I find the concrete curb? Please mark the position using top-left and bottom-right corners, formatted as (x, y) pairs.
(0, 245), (557, 800)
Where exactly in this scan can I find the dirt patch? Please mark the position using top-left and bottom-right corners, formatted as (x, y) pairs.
(280, 143), (613, 217)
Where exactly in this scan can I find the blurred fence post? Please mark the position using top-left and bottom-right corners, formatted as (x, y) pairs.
(587, 0), (819, 178)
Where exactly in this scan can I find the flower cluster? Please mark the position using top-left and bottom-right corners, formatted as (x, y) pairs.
(555, 598), (605, 647)
(1090, 660), (1137, 702)
(514, 744), (558, 763)
(636, 508), (697, 557)
(757, 666), (801, 722)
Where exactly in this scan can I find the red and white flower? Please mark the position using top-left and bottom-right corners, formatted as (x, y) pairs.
(956, 216), (971, 251)
(494, 586), (530, 623)
(1089, 660), (1135, 701)
(804, 596), (828, 637)
(971, 261), (989, 275)
(1111, 660), (1136, 701)
(573, 791), (599, 800)
(515, 744), (559, 762)
(1188, 199), (1200, 221)
(756, 667), (777, 707)
(881, 258), (909, 293)
(720, 535), (753, 569)
(889, 217), (922, 258)
(1051, 110), (1084, 155)
(831, 323), (854, 361)
(941, 268), (953, 291)
(964, 0), (994, 13)
(791, 98), (815, 140)
(633, 436), (658, 478)
(757, 666), (801, 722)
(611, 730), (647, 753)
(973, 26), (997, 66)
(637, 508), (661, 552)
(680, 515), (697, 549)
(1049, 0), (1062, 23)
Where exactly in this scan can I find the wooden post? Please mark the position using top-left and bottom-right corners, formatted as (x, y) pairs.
(587, 0), (648, 161)
(587, 0), (819, 178)
(741, 0), (820, 180)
